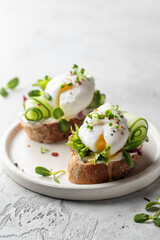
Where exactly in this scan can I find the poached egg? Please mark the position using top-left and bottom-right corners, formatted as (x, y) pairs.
(45, 72), (95, 118)
(79, 103), (129, 156)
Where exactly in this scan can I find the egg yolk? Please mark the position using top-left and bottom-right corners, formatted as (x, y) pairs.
(57, 84), (73, 106)
(96, 134), (106, 152)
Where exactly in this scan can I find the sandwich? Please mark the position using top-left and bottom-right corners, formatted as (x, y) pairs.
(67, 103), (148, 184)
(20, 65), (105, 143)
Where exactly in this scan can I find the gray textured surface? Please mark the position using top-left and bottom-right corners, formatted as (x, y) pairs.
(0, 0), (160, 239)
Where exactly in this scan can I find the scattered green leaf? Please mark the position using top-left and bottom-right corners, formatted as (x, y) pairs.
(0, 77), (19, 98)
(0, 87), (8, 97)
(6, 77), (19, 89)
(40, 146), (50, 153)
(35, 166), (52, 176)
(134, 195), (160, 227)
(35, 166), (65, 183)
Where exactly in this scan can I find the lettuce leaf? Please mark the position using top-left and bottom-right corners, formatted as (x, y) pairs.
(67, 125), (110, 164)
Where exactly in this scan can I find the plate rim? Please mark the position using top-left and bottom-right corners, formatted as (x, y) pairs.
(0, 120), (160, 198)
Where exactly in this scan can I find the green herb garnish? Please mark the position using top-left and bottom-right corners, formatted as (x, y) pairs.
(97, 114), (105, 119)
(95, 145), (111, 164)
(71, 64), (86, 83)
(67, 124), (91, 159)
(67, 125), (110, 164)
(105, 109), (114, 119)
(35, 166), (65, 183)
(123, 139), (143, 151)
(68, 82), (73, 86)
(32, 76), (52, 91)
(87, 125), (93, 130)
(61, 82), (73, 89)
(122, 151), (133, 167)
(53, 107), (64, 119)
(88, 114), (92, 119)
(134, 195), (160, 227)
(40, 146), (50, 153)
(58, 119), (70, 132)
(0, 77), (19, 98)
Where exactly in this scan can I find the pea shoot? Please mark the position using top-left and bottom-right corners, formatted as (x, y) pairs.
(134, 195), (160, 227)
(35, 166), (65, 183)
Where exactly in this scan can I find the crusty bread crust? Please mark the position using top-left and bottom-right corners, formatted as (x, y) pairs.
(68, 151), (140, 184)
(20, 117), (85, 143)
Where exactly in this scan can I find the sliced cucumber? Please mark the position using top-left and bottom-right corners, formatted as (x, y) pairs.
(123, 112), (148, 141)
(32, 95), (52, 118)
(25, 108), (43, 121)
(24, 95), (52, 119)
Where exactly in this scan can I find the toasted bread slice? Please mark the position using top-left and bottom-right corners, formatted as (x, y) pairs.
(68, 151), (141, 184)
(20, 117), (85, 143)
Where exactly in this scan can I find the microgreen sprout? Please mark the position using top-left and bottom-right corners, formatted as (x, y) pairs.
(32, 76), (52, 91)
(87, 114), (93, 119)
(61, 82), (73, 89)
(35, 166), (65, 183)
(87, 125), (93, 130)
(105, 109), (114, 120)
(71, 64), (86, 83)
(40, 146), (50, 153)
(0, 77), (19, 98)
(134, 195), (160, 227)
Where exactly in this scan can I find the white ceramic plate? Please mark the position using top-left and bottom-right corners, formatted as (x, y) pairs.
(0, 121), (160, 200)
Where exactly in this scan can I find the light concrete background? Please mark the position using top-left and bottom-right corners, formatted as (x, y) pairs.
(0, 0), (160, 239)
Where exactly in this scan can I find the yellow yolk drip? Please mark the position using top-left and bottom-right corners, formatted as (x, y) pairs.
(96, 134), (106, 152)
(57, 84), (73, 106)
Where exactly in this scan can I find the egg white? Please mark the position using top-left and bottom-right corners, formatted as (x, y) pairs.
(79, 103), (129, 155)
(45, 73), (95, 118)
